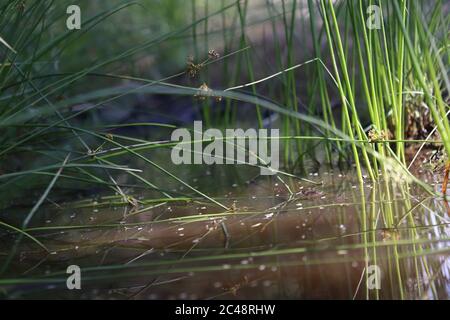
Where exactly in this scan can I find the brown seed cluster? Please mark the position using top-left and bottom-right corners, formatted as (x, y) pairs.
(368, 128), (390, 143)
(208, 49), (220, 60)
(186, 55), (204, 78)
(186, 50), (222, 102)
(194, 83), (212, 101)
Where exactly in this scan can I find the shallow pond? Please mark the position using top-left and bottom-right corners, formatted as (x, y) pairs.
(1, 169), (449, 299)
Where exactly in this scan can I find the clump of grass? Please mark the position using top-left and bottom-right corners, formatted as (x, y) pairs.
(307, 0), (449, 187)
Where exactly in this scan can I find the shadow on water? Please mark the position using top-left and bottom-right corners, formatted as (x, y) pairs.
(1, 168), (449, 300)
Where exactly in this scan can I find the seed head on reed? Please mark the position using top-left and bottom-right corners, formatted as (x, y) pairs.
(368, 128), (389, 143)
(195, 83), (212, 100)
(186, 55), (203, 78)
(208, 49), (220, 60)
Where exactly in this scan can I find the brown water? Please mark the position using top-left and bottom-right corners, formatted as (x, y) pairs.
(1, 170), (449, 299)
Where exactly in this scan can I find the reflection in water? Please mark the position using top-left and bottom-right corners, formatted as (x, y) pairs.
(1, 170), (449, 299)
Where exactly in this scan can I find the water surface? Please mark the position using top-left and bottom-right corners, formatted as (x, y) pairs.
(1, 170), (449, 299)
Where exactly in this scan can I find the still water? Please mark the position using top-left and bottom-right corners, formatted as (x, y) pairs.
(1, 169), (449, 299)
